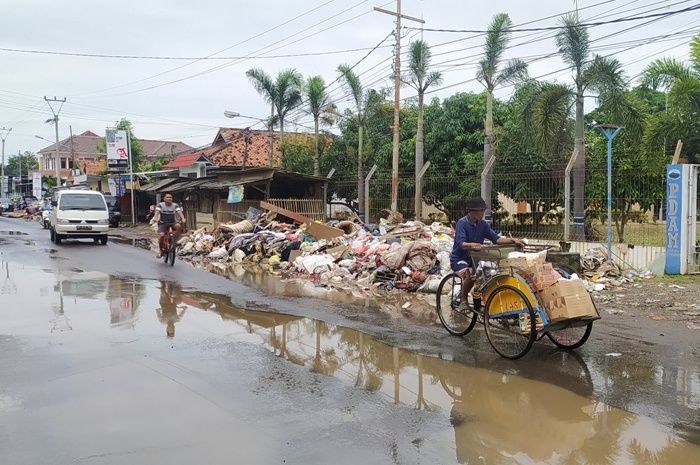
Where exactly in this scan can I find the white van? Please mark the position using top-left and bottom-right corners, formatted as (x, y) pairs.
(49, 189), (109, 245)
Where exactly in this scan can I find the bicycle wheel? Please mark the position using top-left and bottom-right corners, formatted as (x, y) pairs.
(436, 273), (477, 336)
(547, 322), (592, 349)
(484, 285), (536, 359)
(167, 236), (176, 266)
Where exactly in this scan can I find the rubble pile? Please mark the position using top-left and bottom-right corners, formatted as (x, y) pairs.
(176, 207), (455, 293)
(580, 247), (653, 293)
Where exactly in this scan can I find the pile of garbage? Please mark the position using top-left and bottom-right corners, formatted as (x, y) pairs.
(176, 207), (455, 293)
(580, 247), (652, 292)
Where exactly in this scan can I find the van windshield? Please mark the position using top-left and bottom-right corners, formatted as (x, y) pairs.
(59, 194), (106, 211)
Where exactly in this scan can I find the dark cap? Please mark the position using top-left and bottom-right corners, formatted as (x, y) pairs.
(466, 197), (487, 211)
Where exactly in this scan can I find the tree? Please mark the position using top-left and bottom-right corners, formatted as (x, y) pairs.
(246, 68), (303, 158)
(4, 151), (38, 177)
(337, 64), (370, 216)
(404, 40), (442, 219)
(476, 13), (528, 218)
(304, 75), (336, 176)
(555, 14), (626, 238)
(641, 34), (700, 163)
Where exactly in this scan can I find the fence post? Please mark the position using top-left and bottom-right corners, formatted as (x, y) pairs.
(415, 161), (431, 221)
(324, 168), (335, 222)
(564, 148), (579, 242)
(364, 164), (377, 224)
(480, 156), (496, 224)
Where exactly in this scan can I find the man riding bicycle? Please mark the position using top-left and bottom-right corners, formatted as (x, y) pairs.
(150, 193), (186, 258)
(450, 197), (524, 309)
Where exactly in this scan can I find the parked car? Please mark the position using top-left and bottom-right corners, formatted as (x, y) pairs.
(103, 195), (121, 228)
(49, 190), (109, 245)
(0, 197), (10, 214)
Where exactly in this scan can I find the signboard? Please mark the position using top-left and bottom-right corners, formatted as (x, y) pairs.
(665, 164), (690, 274)
(227, 185), (243, 203)
(106, 129), (129, 171)
(32, 172), (42, 198)
(1, 175), (8, 197)
(108, 178), (117, 196)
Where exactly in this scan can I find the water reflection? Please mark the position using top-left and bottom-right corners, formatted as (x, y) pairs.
(181, 291), (699, 464)
(156, 281), (186, 338)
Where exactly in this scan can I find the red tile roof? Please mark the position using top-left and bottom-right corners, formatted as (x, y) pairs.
(190, 128), (315, 168)
(163, 153), (211, 169)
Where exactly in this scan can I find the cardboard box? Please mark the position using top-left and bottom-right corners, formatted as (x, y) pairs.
(537, 279), (597, 322)
(520, 263), (561, 292)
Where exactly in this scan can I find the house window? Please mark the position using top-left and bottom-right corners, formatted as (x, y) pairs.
(60, 158), (67, 169)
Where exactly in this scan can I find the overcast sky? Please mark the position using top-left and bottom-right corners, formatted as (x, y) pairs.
(1, 0), (698, 158)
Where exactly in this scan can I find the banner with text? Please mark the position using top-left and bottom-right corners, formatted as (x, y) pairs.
(32, 171), (42, 198)
(106, 129), (129, 171)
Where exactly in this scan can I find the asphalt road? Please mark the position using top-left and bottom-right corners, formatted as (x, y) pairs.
(1, 216), (699, 464)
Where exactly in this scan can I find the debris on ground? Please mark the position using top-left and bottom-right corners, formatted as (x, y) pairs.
(176, 206), (456, 295)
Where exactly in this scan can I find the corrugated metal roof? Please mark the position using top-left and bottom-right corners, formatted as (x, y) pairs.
(140, 177), (183, 192)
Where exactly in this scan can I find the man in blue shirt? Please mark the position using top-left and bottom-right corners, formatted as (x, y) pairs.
(450, 197), (524, 306)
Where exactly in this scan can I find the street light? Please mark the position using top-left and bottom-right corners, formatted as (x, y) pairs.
(594, 124), (623, 262)
(224, 110), (274, 168)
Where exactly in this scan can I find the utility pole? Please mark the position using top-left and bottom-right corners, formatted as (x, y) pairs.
(0, 127), (11, 197)
(44, 96), (66, 187)
(375, 1), (424, 212)
(69, 125), (76, 174)
(18, 150), (22, 196)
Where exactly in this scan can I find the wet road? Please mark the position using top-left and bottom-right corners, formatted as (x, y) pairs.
(1, 217), (699, 465)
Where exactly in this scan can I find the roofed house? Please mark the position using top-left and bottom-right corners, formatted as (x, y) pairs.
(37, 130), (193, 179)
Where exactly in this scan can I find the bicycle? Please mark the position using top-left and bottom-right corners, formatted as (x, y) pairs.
(436, 244), (598, 359)
(161, 227), (177, 266)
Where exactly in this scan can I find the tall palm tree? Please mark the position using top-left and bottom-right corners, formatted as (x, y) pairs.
(305, 75), (336, 176)
(477, 13), (528, 220)
(246, 68), (303, 161)
(337, 64), (368, 216)
(404, 40), (442, 219)
(556, 14), (625, 239)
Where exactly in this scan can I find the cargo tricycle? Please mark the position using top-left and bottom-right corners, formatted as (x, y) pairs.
(436, 245), (600, 359)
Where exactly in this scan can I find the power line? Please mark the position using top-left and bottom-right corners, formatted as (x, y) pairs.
(82, 1), (388, 98)
(0, 44), (394, 61)
(408, 4), (700, 33)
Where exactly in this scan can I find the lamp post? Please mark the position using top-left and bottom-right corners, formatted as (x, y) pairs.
(594, 124), (623, 261)
(224, 111), (273, 168)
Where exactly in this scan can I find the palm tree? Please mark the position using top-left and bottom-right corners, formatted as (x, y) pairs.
(305, 76), (336, 176)
(477, 13), (528, 220)
(337, 64), (368, 216)
(555, 14), (626, 239)
(404, 40), (442, 219)
(641, 34), (700, 163)
(246, 68), (303, 161)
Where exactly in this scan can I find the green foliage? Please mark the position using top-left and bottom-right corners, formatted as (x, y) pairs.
(3, 151), (38, 176)
(138, 155), (168, 172)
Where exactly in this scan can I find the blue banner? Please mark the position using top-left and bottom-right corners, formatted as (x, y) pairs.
(665, 165), (683, 274)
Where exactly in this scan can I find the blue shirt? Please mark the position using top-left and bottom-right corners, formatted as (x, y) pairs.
(450, 216), (500, 270)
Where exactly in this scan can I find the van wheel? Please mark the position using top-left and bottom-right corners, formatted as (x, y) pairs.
(100, 236), (108, 245)
(55, 234), (63, 245)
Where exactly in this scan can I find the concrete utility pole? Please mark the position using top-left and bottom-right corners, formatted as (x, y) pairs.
(375, 1), (424, 212)
(44, 96), (66, 187)
(0, 127), (11, 197)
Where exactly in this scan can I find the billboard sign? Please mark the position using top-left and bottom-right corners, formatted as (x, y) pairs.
(665, 164), (690, 274)
(106, 129), (129, 171)
(32, 171), (42, 198)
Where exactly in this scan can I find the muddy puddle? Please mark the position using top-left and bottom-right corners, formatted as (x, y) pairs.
(0, 230), (28, 236)
(2, 260), (699, 463)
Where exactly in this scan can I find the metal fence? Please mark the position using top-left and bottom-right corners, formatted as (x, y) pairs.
(328, 167), (668, 246)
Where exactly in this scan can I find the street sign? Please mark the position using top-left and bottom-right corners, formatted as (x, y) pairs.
(106, 129), (129, 171)
(32, 172), (42, 198)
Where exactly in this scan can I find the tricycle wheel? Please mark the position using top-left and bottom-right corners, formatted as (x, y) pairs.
(436, 273), (477, 336)
(546, 322), (592, 349)
(484, 285), (536, 359)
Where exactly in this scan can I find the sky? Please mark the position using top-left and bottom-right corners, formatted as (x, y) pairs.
(0, 0), (698, 158)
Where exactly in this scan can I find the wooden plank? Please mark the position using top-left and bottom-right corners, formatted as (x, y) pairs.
(672, 139), (683, 164)
(260, 200), (311, 224)
(305, 222), (344, 240)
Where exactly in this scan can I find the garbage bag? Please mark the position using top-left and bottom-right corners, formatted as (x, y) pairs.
(405, 241), (436, 272)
